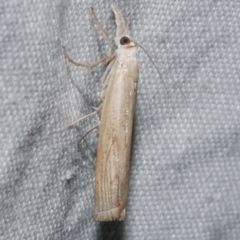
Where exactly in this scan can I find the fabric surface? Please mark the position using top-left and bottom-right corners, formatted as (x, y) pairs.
(1, 0), (240, 239)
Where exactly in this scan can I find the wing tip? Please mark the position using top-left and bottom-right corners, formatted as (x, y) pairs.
(94, 207), (126, 221)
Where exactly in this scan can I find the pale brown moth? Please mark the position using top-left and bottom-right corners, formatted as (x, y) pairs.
(64, 4), (186, 221)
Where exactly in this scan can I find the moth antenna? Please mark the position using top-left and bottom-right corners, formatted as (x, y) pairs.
(131, 38), (188, 107)
(91, 7), (114, 54)
(155, 56), (188, 107)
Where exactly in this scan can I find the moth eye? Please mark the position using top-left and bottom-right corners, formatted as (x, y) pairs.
(120, 36), (130, 45)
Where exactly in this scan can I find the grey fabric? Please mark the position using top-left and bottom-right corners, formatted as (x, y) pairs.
(1, 0), (240, 239)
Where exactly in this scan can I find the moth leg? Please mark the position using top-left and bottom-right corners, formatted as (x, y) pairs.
(69, 111), (97, 128)
(91, 103), (103, 113)
(63, 47), (116, 69)
(99, 90), (106, 102)
(69, 103), (103, 128)
(91, 7), (114, 55)
(126, 13), (131, 31)
(78, 123), (99, 144)
(100, 57), (116, 87)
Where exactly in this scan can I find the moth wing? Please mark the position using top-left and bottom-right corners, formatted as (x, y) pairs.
(94, 53), (138, 221)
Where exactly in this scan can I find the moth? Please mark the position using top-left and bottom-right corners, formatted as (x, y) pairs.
(64, 4), (185, 221)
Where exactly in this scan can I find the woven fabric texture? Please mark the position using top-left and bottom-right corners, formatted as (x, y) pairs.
(1, 0), (240, 239)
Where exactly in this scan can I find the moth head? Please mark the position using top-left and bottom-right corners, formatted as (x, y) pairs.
(111, 5), (135, 48)
(119, 35), (136, 48)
